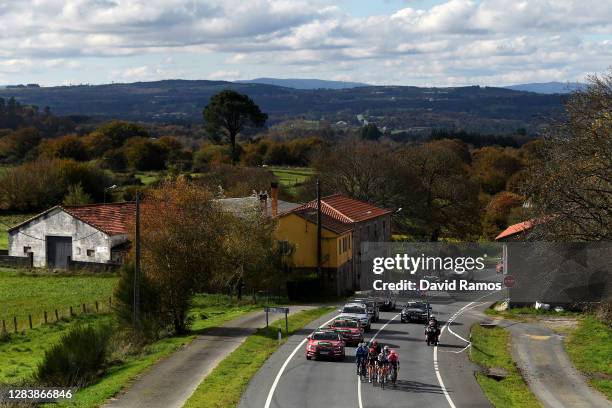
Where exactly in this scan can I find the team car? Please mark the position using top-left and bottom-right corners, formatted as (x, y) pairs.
(400, 301), (432, 323)
(327, 318), (364, 345)
(305, 330), (346, 360)
(338, 303), (371, 331)
(351, 298), (380, 322)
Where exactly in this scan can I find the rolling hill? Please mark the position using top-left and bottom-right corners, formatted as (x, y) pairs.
(0, 80), (565, 134)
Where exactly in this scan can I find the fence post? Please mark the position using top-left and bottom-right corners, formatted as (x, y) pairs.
(82, 304), (86, 314)
(2, 319), (6, 334)
(95, 301), (99, 312)
(70, 306), (73, 317)
(109, 296), (112, 310)
(55, 309), (59, 322)
(13, 316), (17, 333)
(28, 314), (32, 330)
(44, 311), (48, 324)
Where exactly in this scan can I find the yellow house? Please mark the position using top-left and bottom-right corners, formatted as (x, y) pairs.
(276, 194), (392, 296)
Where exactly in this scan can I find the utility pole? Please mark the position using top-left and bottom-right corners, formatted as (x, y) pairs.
(133, 193), (141, 327)
(316, 179), (322, 283)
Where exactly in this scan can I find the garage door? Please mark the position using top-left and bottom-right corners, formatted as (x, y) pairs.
(46, 236), (72, 269)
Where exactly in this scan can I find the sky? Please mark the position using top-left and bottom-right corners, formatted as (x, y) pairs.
(0, 0), (610, 87)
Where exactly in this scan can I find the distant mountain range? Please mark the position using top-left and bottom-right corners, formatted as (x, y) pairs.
(0, 79), (565, 135)
(235, 77), (369, 89)
(504, 81), (586, 94)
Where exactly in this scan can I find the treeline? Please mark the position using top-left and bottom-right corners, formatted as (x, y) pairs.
(0, 97), (74, 137)
(428, 128), (532, 148)
(304, 137), (540, 241)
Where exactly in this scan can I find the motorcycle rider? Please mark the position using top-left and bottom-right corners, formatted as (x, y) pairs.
(425, 316), (441, 343)
(355, 342), (369, 376)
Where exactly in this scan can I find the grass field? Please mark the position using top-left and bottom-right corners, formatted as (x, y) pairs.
(565, 316), (612, 399)
(184, 306), (334, 408)
(0, 213), (36, 250)
(0, 268), (117, 328)
(269, 166), (314, 196)
(470, 324), (542, 408)
(54, 295), (269, 408)
(485, 304), (580, 321)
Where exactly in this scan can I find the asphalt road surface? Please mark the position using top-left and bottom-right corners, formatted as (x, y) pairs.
(240, 272), (505, 408)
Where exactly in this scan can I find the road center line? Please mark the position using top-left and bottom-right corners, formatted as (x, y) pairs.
(358, 313), (400, 408)
(264, 314), (338, 408)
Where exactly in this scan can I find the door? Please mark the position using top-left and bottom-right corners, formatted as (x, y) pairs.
(46, 236), (72, 269)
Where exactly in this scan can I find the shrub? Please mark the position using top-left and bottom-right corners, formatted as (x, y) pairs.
(35, 323), (113, 387)
(596, 302), (612, 326)
(113, 261), (164, 339)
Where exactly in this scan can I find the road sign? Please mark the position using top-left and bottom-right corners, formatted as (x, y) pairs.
(265, 307), (289, 314)
(504, 275), (516, 288)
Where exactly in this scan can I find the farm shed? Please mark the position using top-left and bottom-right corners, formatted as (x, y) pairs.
(8, 202), (133, 269)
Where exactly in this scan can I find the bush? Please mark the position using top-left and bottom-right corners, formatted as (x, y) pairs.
(35, 323), (113, 387)
(113, 261), (164, 339)
(596, 302), (612, 326)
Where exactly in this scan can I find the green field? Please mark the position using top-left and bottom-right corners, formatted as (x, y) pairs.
(0, 213), (36, 250)
(470, 324), (542, 408)
(565, 316), (612, 399)
(269, 166), (314, 196)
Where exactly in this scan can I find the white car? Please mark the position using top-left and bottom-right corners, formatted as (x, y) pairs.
(338, 303), (371, 331)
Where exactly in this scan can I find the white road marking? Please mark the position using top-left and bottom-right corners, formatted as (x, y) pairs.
(357, 313), (400, 408)
(434, 291), (502, 407)
(264, 314), (339, 408)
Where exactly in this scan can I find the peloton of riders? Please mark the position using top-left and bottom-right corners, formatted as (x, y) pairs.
(354, 341), (400, 384)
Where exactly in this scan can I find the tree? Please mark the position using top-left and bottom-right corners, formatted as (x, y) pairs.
(203, 90), (267, 164)
(96, 120), (149, 148)
(63, 182), (93, 206)
(0, 127), (41, 163)
(137, 180), (228, 333)
(482, 191), (525, 239)
(360, 123), (382, 140)
(122, 137), (166, 171)
(39, 135), (88, 161)
(471, 146), (523, 194)
(523, 71), (612, 241)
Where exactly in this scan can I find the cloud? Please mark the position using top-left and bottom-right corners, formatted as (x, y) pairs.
(0, 0), (610, 85)
(207, 69), (241, 80)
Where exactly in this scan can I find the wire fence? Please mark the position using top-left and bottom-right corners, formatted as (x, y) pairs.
(0, 296), (113, 337)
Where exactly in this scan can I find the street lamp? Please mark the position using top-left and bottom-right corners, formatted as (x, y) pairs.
(103, 185), (117, 203)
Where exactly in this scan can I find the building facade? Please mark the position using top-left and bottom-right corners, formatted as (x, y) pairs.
(8, 203), (133, 268)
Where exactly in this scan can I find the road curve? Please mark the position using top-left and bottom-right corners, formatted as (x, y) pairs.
(239, 296), (497, 408)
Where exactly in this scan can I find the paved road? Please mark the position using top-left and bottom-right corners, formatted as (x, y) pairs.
(105, 306), (315, 408)
(504, 320), (611, 408)
(239, 290), (503, 408)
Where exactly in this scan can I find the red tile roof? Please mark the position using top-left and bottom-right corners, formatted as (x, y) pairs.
(292, 208), (353, 234)
(495, 219), (534, 241)
(63, 202), (135, 235)
(294, 194), (391, 224)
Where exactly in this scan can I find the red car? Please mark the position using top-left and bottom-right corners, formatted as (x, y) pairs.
(327, 318), (364, 345)
(306, 330), (345, 360)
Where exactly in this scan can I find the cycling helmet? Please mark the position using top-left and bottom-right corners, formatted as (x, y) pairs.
(383, 345), (389, 351)
(390, 349), (397, 355)
(369, 347), (377, 354)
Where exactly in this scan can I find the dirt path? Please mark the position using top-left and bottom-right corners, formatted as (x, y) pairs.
(497, 319), (610, 408)
(104, 305), (316, 408)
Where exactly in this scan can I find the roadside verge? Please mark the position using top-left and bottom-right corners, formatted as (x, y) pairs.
(183, 306), (334, 408)
(470, 324), (542, 408)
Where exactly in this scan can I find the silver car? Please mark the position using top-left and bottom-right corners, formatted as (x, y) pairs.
(338, 303), (371, 331)
(351, 298), (380, 322)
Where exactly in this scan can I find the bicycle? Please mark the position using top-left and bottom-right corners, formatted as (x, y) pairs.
(378, 363), (389, 389)
(356, 358), (367, 380)
(390, 362), (398, 386)
(367, 360), (377, 384)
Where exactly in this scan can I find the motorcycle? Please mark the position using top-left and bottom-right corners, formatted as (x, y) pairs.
(425, 325), (439, 346)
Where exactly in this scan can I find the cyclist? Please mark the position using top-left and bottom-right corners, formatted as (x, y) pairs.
(355, 342), (369, 376)
(367, 346), (378, 383)
(388, 349), (400, 385)
(377, 346), (391, 384)
(369, 339), (381, 354)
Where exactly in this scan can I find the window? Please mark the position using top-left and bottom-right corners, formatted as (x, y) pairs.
(348, 235), (351, 249)
(279, 241), (291, 256)
(338, 240), (342, 255)
(76, 247), (81, 255)
(87, 249), (95, 257)
(23, 246), (31, 254)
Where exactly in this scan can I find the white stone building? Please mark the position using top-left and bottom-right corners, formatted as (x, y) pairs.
(8, 202), (133, 268)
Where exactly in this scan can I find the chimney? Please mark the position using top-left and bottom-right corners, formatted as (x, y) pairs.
(259, 192), (268, 215)
(270, 182), (279, 216)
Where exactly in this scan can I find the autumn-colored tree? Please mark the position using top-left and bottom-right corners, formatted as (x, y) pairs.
(82, 132), (113, 158)
(0, 127), (41, 163)
(123, 137), (166, 171)
(96, 120), (149, 148)
(38, 134), (88, 161)
(482, 191), (525, 239)
(524, 71), (612, 240)
(137, 180), (228, 333)
(471, 146), (523, 194)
